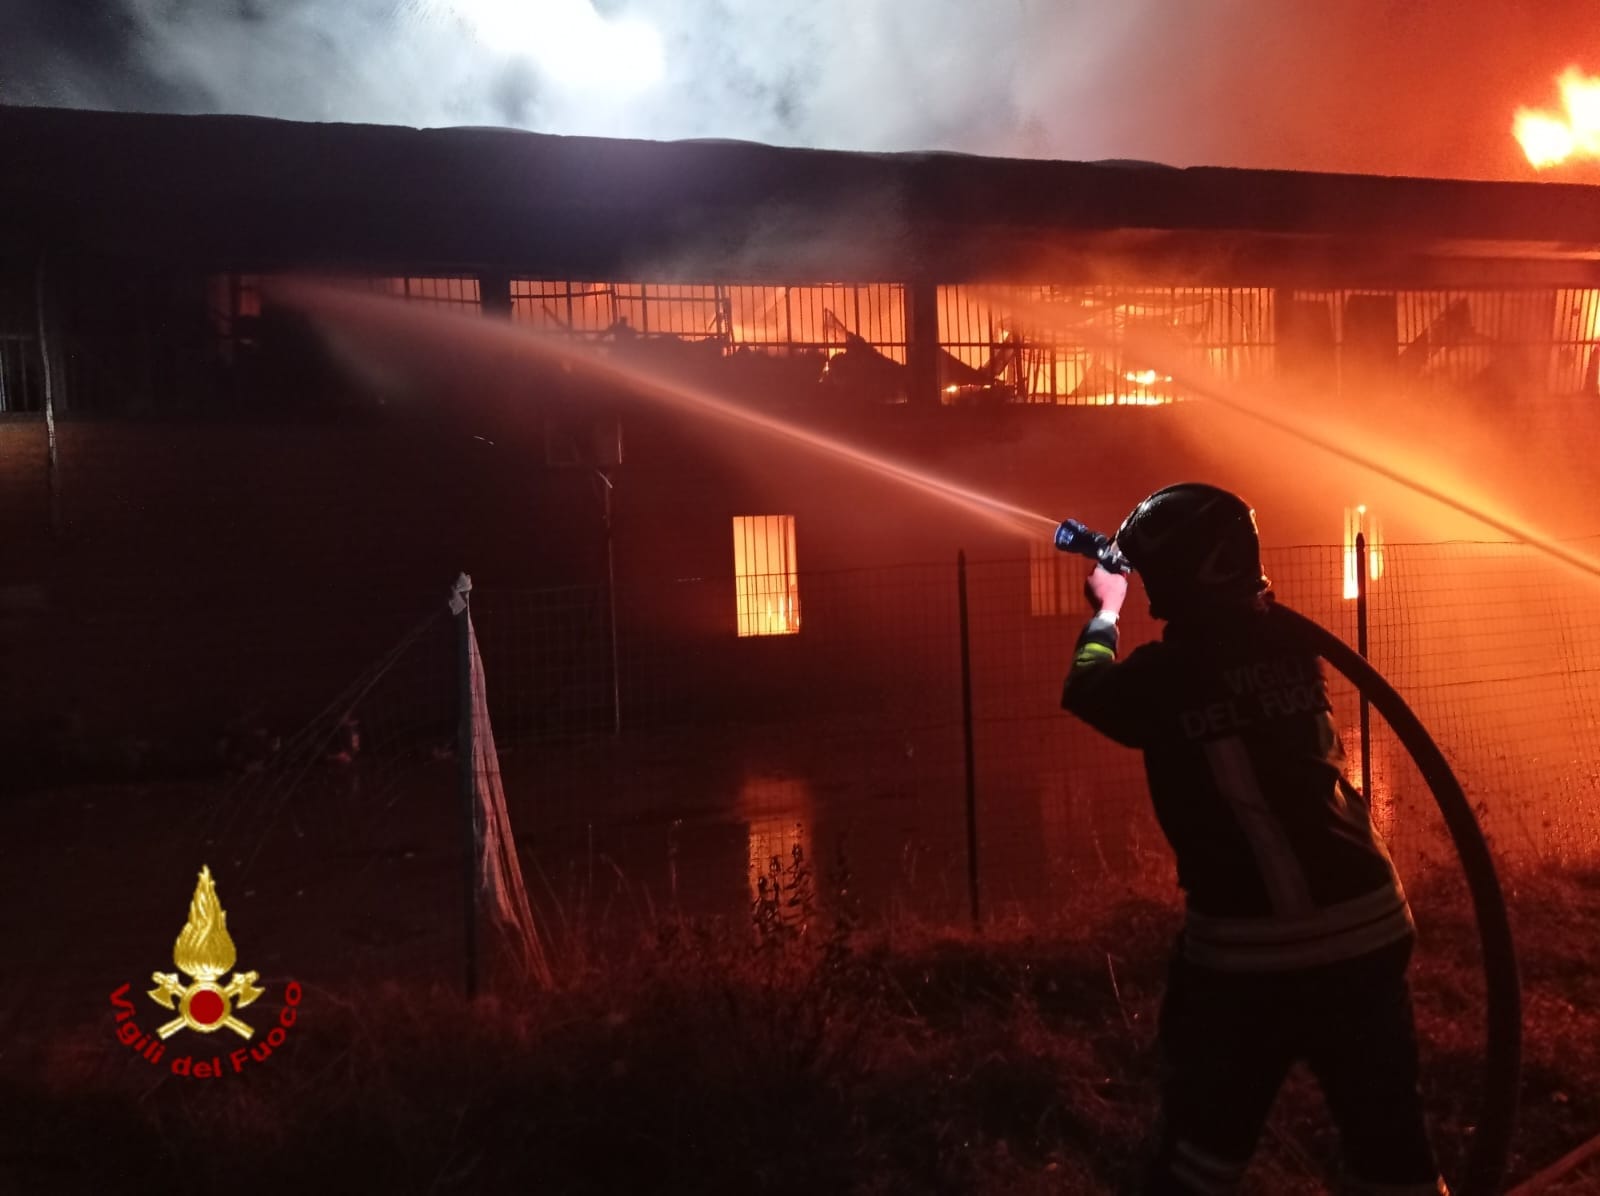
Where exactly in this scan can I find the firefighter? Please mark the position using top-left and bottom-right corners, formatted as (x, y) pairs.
(1061, 483), (1447, 1196)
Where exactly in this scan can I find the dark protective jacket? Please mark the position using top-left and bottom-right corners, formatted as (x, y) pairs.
(1062, 601), (1413, 971)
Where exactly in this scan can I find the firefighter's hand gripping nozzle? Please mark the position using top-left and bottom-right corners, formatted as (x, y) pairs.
(1054, 519), (1131, 575)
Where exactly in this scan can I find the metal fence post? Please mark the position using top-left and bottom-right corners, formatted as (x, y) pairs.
(957, 551), (980, 927)
(34, 254), (60, 535)
(453, 574), (481, 998)
(601, 468), (622, 736)
(1356, 532), (1372, 802)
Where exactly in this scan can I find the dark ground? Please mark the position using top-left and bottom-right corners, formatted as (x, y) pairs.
(2, 770), (1598, 1194)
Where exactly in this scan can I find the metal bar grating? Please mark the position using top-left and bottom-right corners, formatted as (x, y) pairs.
(509, 280), (906, 362)
(1028, 538), (1074, 617)
(368, 276), (483, 309)
(937, 284), (1276, 406)
(732, 514), (801, 636)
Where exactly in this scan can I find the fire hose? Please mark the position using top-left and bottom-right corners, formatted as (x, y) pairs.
(1056, 520), (1521, 1196)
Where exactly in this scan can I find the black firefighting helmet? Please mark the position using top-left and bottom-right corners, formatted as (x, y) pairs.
(1114, 483), (1270, 619)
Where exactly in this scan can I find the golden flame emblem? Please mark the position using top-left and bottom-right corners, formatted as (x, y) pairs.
(148, 866), (264, 1039)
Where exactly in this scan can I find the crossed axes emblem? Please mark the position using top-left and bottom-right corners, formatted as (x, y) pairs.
(149, 969), (265, 1040)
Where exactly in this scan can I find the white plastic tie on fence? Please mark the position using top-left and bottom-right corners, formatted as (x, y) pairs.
(448, 572), (473, 616)
(464, 610), (555, 988)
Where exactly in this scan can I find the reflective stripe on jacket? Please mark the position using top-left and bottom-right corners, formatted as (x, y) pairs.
(1063, 603), (1412, 971)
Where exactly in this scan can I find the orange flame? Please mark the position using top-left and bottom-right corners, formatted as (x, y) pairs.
(733, 515), (801, 637)
(1514, 67), (1600, 169)
(1342, 505), (1383, 600)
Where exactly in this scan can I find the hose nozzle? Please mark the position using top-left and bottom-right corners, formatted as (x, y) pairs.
(1054, 519), (1131, 574)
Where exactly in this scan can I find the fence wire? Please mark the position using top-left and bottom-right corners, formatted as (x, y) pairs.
(238, 541), (1599, 945)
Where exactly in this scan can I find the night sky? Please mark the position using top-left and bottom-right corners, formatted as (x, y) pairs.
(4, 0), (1600, 181)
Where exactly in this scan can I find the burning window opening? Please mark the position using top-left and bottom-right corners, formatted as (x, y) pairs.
(198, 274), (1600, 408)
(1553, 289), (1600, 393)
(1343, 505), (1385, 600)
(510, 279), (905, 359)
(733, 515), (801, 637)
(937, 285), (1274, 406)
(511, 280), (909, 404)
(1285, 288), (1600, 396)
(1028, 537), (1075, 617)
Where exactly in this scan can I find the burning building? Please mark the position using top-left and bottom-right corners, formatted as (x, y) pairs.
(3, 104), (1600, 778)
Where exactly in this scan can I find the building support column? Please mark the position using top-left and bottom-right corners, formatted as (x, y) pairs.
(906, 278), (940, 407)
(479, 271), (512, 319)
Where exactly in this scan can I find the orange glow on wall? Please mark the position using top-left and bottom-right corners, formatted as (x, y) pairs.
(1515, 67), (1600, 169)
(1343, 505), (1384, 599)
(733, 515), (800, 636)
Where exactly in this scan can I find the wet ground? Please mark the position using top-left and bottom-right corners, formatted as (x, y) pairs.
(5, 581), (1588, 1069)
(1, 727), (1155, 1006)
(4, 698), (1459, 1022)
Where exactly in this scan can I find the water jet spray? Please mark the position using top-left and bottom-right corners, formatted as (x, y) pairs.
(288, 277), (1521, 1191)
(278, 278), (1061, 541)
(985, 287), (1600, 588)
(285, 277), (1521, 1193)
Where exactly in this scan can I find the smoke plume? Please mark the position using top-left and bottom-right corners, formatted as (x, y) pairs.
(4, 0), (1599, 179)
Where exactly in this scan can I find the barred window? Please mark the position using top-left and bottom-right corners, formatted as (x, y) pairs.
(937, 285), (1274, 406)
(510, 280), (905, 360)
(1283, 288), (1600, 396)
(367, 276), (482, 310)
(1549, 289), (1600, 393)
(732, 515), (800, 637)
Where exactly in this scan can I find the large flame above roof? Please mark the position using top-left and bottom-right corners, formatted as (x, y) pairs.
(1514, 67), (1600, 169)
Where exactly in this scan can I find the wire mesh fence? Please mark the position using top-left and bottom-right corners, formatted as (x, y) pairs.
(197, 538), (1600, 969)
(480, 537), (1593, 920)
(478, 561), (977, 924)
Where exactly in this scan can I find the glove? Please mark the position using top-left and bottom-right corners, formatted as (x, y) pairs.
(1084, 564), (1129, 616)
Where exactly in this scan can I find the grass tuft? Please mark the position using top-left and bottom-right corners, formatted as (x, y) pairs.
(4, 866), (1598, 1193)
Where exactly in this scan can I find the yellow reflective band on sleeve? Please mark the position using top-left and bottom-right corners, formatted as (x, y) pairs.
(1073, 642), (1115, 669)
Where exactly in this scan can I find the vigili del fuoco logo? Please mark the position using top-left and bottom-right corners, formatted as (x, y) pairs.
(109, 865), (302, 1078)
